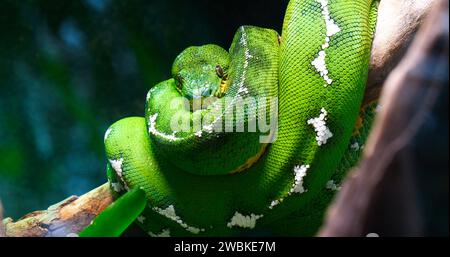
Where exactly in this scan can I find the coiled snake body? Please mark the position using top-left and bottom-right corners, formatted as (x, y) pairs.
(104, 0), (379, 236)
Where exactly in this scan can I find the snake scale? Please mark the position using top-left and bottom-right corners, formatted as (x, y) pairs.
(104, 0), (379, 236)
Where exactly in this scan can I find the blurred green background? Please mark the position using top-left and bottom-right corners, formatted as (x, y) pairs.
(0, 0), (289, 219)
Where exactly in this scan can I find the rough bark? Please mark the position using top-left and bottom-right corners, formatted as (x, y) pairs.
(1, 0), (440, 237)
(319, 0), (448, 236)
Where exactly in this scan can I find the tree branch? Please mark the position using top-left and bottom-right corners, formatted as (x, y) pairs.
(319, 0), (448, 236)
(2, 183), (112, 237)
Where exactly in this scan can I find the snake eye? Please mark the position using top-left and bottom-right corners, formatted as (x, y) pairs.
(215, 65), (224, 78)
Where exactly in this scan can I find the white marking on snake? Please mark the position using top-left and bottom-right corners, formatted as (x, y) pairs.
(312, 0), (341, 87)
(153, 205), (205, 234)
(227, 212), (263, 229)
(146, 87), (156, 102)
(104, 128), (112, 142)
(203, 27), (253, 133)
(376, 104), (382, 113)
(326, 180), (341, 191)
(137, 215), (146, 223)
(307, 108), (333, 146)
(238, 27), (252, 95)
(148, 113), (180, 141)
(238, 86), (249, 95)
(148, 228), (171, 237)
(289, 164), (310, 194)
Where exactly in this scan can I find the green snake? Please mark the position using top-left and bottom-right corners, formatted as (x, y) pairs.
(104, 0), (379, 236)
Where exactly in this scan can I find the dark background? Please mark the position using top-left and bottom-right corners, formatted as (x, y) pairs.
(0, 0), (289, 219)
